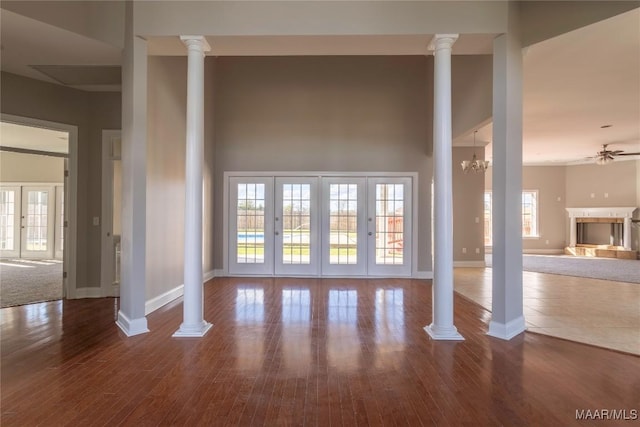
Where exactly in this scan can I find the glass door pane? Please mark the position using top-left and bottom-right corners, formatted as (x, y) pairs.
(275, 177), (318, 276)
(229, 177), (273, 275)
(0, 187), (20, 258)
(322, 178), (366, 276)
(21, 187), (55, 259)
(368, 178), (412, 276)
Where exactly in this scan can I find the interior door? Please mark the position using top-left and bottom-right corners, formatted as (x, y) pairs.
(321, 178), (367, 276)
(0, 186), (20, 258)
(275, 177), (319, 276)
(367, 177), (412, 276)
(229, 177), (274, 275)
(20, 186), (55, 259)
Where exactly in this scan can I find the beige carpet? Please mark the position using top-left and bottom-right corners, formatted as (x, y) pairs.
(0, 259), (63, 308)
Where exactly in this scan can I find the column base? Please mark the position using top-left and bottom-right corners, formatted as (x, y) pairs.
(424, 323), (465, 341)
(173, 321), (213, 338)
(487, 315), (526, 340)
(116, 311), (149, 337)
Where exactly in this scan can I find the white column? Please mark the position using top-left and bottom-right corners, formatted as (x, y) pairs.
(173, 36), (212, 338)
(569, 216), (577, 247)
(623, 217), (632, 250)
(424, 34), (464, 341)
(117, 2), (149, 337)
(488, 2), (526, 340)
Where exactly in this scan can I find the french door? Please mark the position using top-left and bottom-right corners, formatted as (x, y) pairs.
(228, 175), (412, 277)
(0, 185), (62, 259)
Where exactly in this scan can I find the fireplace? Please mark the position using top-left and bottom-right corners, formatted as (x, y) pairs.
(565, 207), (638, 259)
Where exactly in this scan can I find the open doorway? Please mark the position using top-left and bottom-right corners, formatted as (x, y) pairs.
(0, 116), (77, 307)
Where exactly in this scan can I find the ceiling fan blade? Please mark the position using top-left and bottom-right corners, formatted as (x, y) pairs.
(616, 152), (640, 156)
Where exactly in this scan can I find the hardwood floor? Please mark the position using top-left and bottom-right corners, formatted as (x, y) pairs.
(2, 278), (639, 426)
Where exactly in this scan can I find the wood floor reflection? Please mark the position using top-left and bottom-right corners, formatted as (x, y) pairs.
(2, 278), (639, 426)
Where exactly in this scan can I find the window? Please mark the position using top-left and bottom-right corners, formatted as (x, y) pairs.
(521, 191), (538, 238)
(484, 192), (492, 246)
(483, 190), (539, 245)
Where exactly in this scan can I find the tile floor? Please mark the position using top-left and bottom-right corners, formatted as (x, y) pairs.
(454, 268), (640, 355)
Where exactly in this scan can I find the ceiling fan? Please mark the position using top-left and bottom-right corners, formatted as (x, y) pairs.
(590, 144), (640, 165)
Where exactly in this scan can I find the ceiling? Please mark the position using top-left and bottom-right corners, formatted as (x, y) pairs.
(1, 6), (638, 165)
(0, 122), (69, 154)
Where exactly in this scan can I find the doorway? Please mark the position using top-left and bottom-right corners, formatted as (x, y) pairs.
(227, 174), (413, 277)
(0, 115), (78, 305)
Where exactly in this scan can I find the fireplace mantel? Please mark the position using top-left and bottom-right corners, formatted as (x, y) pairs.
(566, 207), (637, 219)
(566, 207), (638, 252)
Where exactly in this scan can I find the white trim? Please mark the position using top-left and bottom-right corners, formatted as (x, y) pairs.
(144, 269), (216, 315)
(524, 249), (564, 255)
(414, 270), (433, 279)
(74, 287), (103, 298)
(453, 261), (486, 267)
(101, 130), (122, 297)
(213, 269), (225, 277)
(204, 269), (216, 282)
(1, 114), (77, 299)
(565, 207), (637, 218)
(487, 315), (527, 340)
(423, 324), (465, 341)
(116, 311), (149, 337)
(145, 284), (184, 315)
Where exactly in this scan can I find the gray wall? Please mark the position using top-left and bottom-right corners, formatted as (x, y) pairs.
(486, 161), (638, 252)
(146, 56), (216, 301)
(453, 147), (486, 262)
(452, 55), (493, 138)
(212, 56), (434, 273)
(0, 71), (121, 288)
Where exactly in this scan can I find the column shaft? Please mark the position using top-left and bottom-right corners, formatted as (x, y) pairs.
(489, 2), (526, 340)
(173, 36), (212, 338)
(424, 34), (464, 341)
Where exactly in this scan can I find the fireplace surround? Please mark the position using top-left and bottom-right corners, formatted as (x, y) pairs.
(565, 207), (638, 259)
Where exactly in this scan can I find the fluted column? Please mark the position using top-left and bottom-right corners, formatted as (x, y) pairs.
(424, 34), (464, 341)
(173, 36), (212, 338)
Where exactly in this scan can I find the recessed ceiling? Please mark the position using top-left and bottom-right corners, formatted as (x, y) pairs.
(0, 9), (122, 91)
(0, 122), (69, 154)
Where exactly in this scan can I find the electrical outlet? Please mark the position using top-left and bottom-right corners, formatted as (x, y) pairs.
(475, 248), (480, 254)
(462, 248), (467, 254)
(93, 216), (100, 226)
(604, 193), (609, 198)
(475, 217), (480, 224)
(545, 240), (549, 245)
(557, 196), (561, 202)
(590, 193), (595, 198)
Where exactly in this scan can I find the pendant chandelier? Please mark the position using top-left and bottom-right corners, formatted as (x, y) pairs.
(461, 130), (489, 173)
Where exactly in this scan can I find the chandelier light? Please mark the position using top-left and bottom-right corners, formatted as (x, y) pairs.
(461, 130), (489, 173)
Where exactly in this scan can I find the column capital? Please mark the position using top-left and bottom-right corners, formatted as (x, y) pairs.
(428, 34), (459, 53)
(180, 35), (211, 53)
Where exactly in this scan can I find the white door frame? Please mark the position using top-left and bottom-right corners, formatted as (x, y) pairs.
(0, 185), (21, 258)
(101, 130), (121, 297)
(1, 114), (78, 298)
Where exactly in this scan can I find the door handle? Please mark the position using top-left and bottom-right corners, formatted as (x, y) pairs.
(275, 231), (280, 236)
(368, 232), (373, 236)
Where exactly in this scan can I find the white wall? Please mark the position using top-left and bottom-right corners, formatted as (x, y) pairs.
(0, 151), (64, 183)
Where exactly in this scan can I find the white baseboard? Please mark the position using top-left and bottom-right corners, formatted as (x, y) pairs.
(213, 269), (225, 277)
(144, 270), (216, 315)
(74, 287), (103, 298)
(205, 270), (217, 282)
(524, 249), (564, 255)
(453, 261), (486, 268)
(414, 271), (433, 279)
(145, 284), (184, 315)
